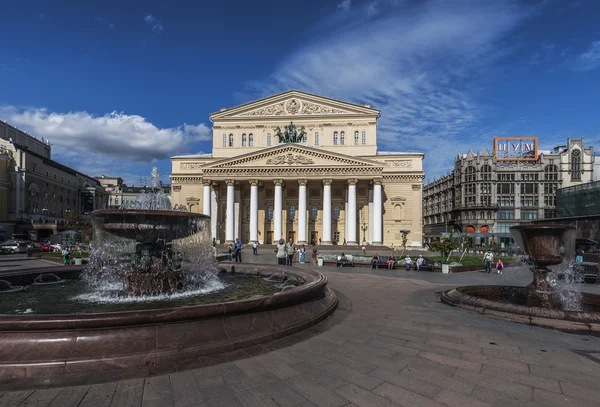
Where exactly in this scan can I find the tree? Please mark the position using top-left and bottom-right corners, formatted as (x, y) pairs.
(63, 211), (92, 249)
(428, 232), (459, 259)
(399, 230), (410, 255)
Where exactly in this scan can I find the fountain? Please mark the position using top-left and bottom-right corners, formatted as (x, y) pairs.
(0, 168), (337, 387)
(441, 224), (600, 335)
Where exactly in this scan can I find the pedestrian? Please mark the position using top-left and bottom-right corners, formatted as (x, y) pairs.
(275, 239), (287, 265)
(416, 255), (424, 272)
(404, 255), (412, 271)
(311, 248), (318, 265)
(343, 238), (347, 246)
(285, 238), (295, 266)
(391, 243), (395, 253)
(362, 244), (366, 255)
(299, 245), (307, 263)
(212, 237), (216, 247)
(252, 241), (258, 255)
(496, 258), (504, 275)
(319, 237), (322, 245)
(61, 246), (71, 266)
(483, 249), (494, 273)
(227, 244), (233, 262)
(234, 238), (243, 263)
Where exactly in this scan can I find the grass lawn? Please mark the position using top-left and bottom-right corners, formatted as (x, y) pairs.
(426, 256), (517, 265)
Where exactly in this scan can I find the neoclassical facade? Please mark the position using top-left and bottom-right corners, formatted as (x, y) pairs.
(170, 90), (424, 246)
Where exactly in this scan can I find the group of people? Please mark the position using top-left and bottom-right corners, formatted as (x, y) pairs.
(368, 253), (425, 271)
(483, 250), (504, 275)
(225, 238), (245, 262)
(275, 238), (308, 265)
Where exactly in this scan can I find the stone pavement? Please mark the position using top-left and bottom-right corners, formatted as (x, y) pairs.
(2, 267), (600, 406)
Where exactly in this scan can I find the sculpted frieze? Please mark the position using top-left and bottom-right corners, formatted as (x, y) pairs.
(180, 163), (204, 170)
(239, 98), (351, 117)
(266, 153), (315, 165)
(384, 160), (413, 168)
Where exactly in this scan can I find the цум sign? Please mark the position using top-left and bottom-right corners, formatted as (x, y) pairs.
(493, 137), (538, 161)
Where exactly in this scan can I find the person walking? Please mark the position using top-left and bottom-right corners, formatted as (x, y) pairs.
(252, 241), (258, 255)
(404, 255), (412, 271)
(311, 248), (318, 265)
(275, 239), (287, 265)
(416, 255), (424, 272)
(483, 249), (494, 273)
(61, 246), (71, 266)
(234, 238), (243, 263)
(285, 238), (296, 266)
(496, 258), (504, 275)
(226, 244), (233, 262)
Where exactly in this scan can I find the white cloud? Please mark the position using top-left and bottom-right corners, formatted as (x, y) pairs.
(144, 14), (164, 32)
(568, 41), (600, 71)
(243, 0), (536, 179)
(0, 107), (210, 169)
(337, 0), (351, 11)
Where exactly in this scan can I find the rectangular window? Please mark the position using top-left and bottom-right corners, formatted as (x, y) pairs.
(520, 196), (538, 207)
(314, 132), (319, 146)
(521, 209), (538, 220)
(497, 183), (514, 194)
(289, 205), (296, 221)
(520, 183), (538, 194)
(267, 205), (273, 221)
(496, 223), (518, 233)
(498, 197), (515, 207)
(266, 134), (271, 146)
(362, 130), (366, 144)
(333, 205), (340, 221)
(311, 205), (318, 221)
(333, 231), (340, 244)
(544, 209), (556, 219)
(309, 188), (320, 198)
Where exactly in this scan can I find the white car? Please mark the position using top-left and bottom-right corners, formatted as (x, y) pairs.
(0, 241), (28, 254)
(50, 243), (62, 252)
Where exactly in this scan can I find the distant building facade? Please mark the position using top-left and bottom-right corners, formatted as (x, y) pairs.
(0, 120), (109, 240)
(95, 175), (171, 209)
(423, 138), (595, 248)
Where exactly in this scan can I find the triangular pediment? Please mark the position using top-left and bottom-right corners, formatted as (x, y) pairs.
(210, 90), (380, 120)
(204, 144), (384, 169)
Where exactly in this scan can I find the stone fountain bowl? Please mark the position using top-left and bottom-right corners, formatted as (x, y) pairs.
(441, 285), (600, 335)
(509, 224), (575, 267)
(0, 264), (337, 388)
(91, 209), (210, 242)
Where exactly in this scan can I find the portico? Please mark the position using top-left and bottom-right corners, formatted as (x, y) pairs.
(170, 90), (425, 247)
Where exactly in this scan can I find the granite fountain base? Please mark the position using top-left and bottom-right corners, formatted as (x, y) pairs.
(0, 264), (337, 387)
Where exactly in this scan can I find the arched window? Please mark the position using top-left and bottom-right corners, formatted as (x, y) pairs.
(571, 150), (581, 181)
(393, 204), (404, 220)
(340, 131), (345, 145)
(465, 166), (476, 182)
(354, 131), (359, 145)
(471, 211), (476, 220)
(314, 132), (319, 146)
(241, 134), (247, 147)
(333, 132), (338, 145)
(222, 134), (227, 147)
(266, 133), (272, 146)
(228, 134), (234, 147)
(248, 133), (254, 147)
(361, 130), (367, 144)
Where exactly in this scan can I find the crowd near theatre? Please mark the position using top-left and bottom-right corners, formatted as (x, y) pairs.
(423, 137), (596, 249)
(170, 90), (425, 247)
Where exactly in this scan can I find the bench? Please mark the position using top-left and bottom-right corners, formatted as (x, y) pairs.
(370, 256), (397, 269)
(581, 262), (599, 284)
(336, 255), (355, 267)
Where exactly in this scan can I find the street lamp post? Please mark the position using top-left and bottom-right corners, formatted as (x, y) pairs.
(361, 223), (368, 245)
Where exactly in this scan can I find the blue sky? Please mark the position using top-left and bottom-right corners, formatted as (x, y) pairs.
(0, 0), (599, 184)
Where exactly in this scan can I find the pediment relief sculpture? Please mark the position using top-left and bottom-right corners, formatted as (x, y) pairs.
(239, 98), (351, 117)
(266, 153), (315, 165)
(390, 196), (407, 202)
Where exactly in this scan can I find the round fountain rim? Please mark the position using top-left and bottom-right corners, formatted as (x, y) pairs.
(441, 285), (600, 334)
(91, 209), (211, 219)
(0, 265), (327, 330)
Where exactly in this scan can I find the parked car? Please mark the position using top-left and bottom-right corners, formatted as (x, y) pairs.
(40, 243), (51, 252)
(0, 241), (28, 254)
(50, 243), (62, 252)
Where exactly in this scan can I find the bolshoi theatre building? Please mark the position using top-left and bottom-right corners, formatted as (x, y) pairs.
(169, 90), (425, 247)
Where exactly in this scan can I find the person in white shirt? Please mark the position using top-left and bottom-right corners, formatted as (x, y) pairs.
(483, 250), (494, 273)
(404, 256), (412, 271)
(416, 255), (424, 272)
(252, 241), (258, 255)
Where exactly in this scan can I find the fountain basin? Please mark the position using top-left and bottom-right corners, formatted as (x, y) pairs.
(0, 264), (337, 386)
(441, 285), (600, 335)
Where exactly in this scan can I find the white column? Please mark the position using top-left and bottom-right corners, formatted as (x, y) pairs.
(368, 188), (374, 244)
(372, 178), (383, 245)
(249, 180), (259, 243)
(234, 188), (241, 241)
(273, 179), (283, 242)
(210, 186), (218, 242)
(322, 178), (332, 245)
(225, 179), (235, 243)
(297, 179), (307, 244)
(347, 178), (358, 245)
(202, 180), (211, 216)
